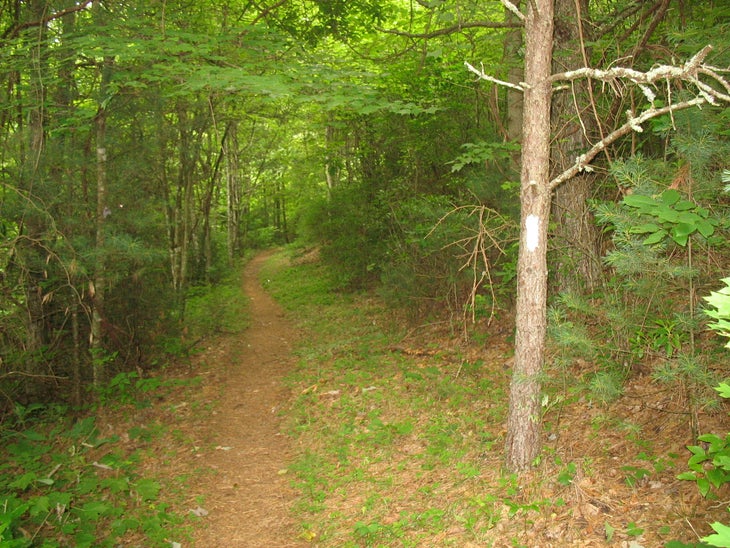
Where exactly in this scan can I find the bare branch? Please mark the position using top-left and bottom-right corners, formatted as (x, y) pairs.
(465, 61), (526, 92)
(550, 96), (707, 190)
(552, 45), (714, 86)
(2, 0), (94, 40)
(500, 0), (525, 22)
(376, 20), (521, 39)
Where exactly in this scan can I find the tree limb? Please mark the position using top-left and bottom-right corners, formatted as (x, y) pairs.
(464, 61), (526, 91)
(376, 20), (521, 39)
(2, 0), (94, 40)
(500, 0), (525, 22)
(551, 45), (715, 87)
(550, 96), (707, 190)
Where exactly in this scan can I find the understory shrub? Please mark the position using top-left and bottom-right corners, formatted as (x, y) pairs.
(550, 151), (729, 407)
(379, 196), (517, 324)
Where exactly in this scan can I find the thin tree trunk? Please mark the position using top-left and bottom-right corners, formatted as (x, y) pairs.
(91, 61), (112, 387)
(226, 122), (241, 262)
(504, 0), (523, 171)
(20, 0), (49, 401)
(505, 0), (554, 473)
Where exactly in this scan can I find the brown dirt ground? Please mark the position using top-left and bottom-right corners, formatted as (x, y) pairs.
(185, 251), (306, 547)
(124, 251), (307, 547)
(108, 250), (729, 547)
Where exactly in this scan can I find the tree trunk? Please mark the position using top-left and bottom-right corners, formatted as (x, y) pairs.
(505, 0), (554, 473)
(550, 0), (602, 293)
(504, 0), (523, 172)
(90, 0), (113, 387)
(225, 122), (242, 262)
(19, 0), (49, 401)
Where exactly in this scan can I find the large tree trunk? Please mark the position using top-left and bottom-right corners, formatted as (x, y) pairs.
(550, 0), (602, 293)
(505, 0), (554, 473)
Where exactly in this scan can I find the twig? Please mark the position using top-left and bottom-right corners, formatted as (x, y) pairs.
(550, 96), (706, 190)
(500, 0), (525, 22)
(465, 62), (527, 91)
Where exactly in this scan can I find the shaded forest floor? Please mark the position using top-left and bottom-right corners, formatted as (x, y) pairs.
(118, 249), (728, 547)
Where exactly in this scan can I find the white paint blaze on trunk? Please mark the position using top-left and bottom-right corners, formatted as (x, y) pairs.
(525, 214), (540, 251)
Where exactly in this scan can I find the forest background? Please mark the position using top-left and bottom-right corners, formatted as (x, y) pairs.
(2, 0), (730, 545)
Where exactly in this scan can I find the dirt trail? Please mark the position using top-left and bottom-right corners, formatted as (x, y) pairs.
(188, 252), (305, 547)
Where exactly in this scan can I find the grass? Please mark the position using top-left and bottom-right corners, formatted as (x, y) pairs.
(262, 248), (725, 547)
(261, 250), (560, 546)
(0, 266), (249, 548)
(0, 396), (195, 547)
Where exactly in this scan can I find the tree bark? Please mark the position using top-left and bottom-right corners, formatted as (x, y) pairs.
(19, 0), (49, 401)
(550, 0), (602, 293)
(505, 0), (554, 473)
(504, 0), (523, 172)
(225, 122), (243, 262)
(89, 0), (114, 387)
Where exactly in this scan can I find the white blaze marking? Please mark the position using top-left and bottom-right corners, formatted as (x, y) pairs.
(526, 215), (540, 251)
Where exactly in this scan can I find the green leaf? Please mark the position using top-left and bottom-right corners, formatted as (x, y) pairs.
(697, 477), (711, 497)
(697, 219), (716, 238)
(623, 194), (656, 208)
(642, 229), (668, 246)
(702, 522), (730, 547)
(22, 429), (47, 442)
(671, 223), (693, 246)
(630, 223), (662, 234)
(605, 522), (615, 542)
(79, 500), (113, 521)
(677, 471), (698, 481)
(9, 472), (37, 490)
(661, 188), (681, 205)
(715, 383), (730, 399)
(674, 199), (696, 211)
(134, 478), (161, 501)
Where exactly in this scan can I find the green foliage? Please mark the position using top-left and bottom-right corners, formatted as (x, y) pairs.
(576, 150), (728, 403)
(449, 141), (520, 173)
(622, 189), (718, 247)
(184, 275), (250, 339)
(0, 406), (188, 546)
(704, 278), (730, 348)
(678, 382), (730, 548)
(678, 432), (730, 497)
(299, 184), (390, 289)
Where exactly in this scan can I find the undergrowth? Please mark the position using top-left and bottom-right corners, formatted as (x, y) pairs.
(0, 269), (241, 547)
(261, 248), (709, 547)
(0, 396), (192, 547)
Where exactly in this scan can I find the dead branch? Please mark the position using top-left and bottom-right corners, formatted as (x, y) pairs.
(500, 0), (525, 22)
(465, 62), (526, 91)
(429, 205), (516, 330)
(468, 43), (730, 189)
(551, 46), (730, 104)
(550, 96), (706, 190)
(2, 0), (94, 41)
(376, 20), (521, 40)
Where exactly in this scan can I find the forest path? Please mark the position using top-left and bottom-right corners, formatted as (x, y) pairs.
(187, 251), (305, 547)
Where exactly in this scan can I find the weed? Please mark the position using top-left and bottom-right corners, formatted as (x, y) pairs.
(0, 402), (191, 546)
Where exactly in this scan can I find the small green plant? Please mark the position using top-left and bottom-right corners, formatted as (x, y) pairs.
(674, 276), (730, 548)
(0, 400), (190, 546)
(672, 274), (730, 546)
(704, 278), (730, 349)
(621, 188), (718, 247)
(677, 383), (730, 498)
